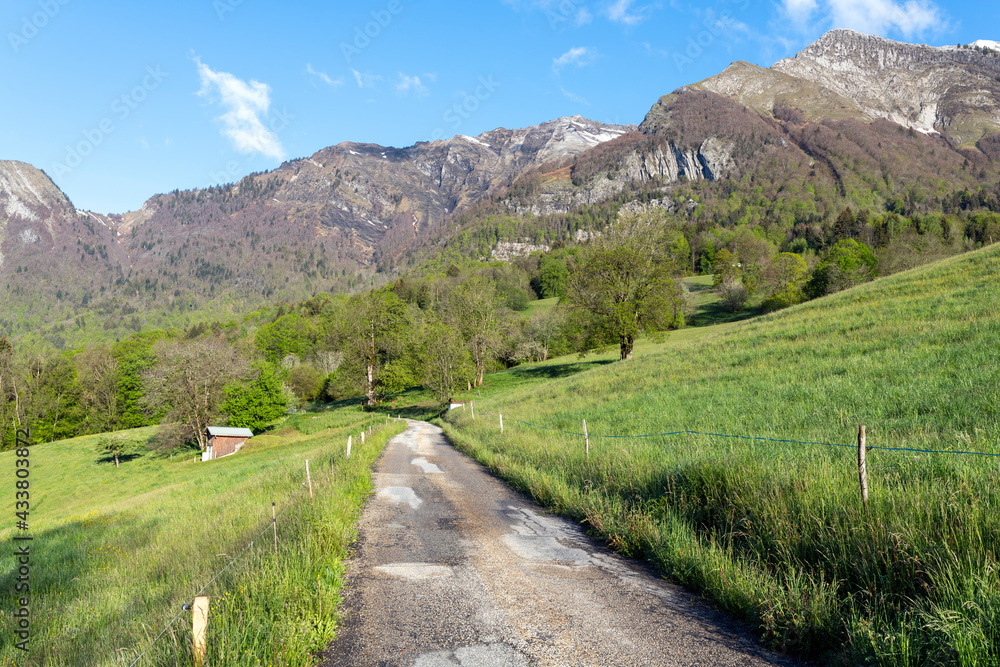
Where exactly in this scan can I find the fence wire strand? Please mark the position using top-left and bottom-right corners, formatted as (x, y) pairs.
(483, 413), (999, 458)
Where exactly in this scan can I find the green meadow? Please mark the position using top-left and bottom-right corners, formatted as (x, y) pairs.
(0, 406), (404, 666)
(439, 244), (1000, 665)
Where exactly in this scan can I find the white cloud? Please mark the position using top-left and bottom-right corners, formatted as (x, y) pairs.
(784, 0), (820, 27)
(396, 73), (430, 96)
(350, 68), (381, 88)
(607, 0), (647, 25)
(306, 63), (343, 88)
(553, 46), (597, 72)
(195, 58), (285, 160)
(781, 0), (943, 37)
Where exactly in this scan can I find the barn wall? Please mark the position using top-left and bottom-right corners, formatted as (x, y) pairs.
(210, 435), (248, 459)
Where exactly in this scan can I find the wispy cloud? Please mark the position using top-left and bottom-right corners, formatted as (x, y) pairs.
(560, 86), (590, 105)
(606, 0), (654, 25)
(553, 46), (597, 73)
(504, 0), (594, 27)
(350, 68), (381, 88)
(306, 63), (343, 88)
(396, 73), (431, 96)
(195, 58), (285, 160)
(780, 0), (944, 37)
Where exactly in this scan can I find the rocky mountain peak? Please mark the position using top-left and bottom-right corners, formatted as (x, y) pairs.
(693, 29), (1000, 147)
(0, 160), (79, 269)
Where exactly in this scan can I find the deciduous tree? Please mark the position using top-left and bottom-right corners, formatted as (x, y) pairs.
(451, 276), (504, 386)
(143, 338), (251, 450)
(565, 211), (686, 361)
(421, 319), (473, 405)
(96, 433), (139, 468)
(222, 361), (287, 432)
(341, 289), (410, 406)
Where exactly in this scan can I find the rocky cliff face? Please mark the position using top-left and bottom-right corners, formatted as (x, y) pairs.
(0, 161), (72, 270)
(0, 117), (634, 342)
(696, 29), (1000, 147)
(263, 114), (635, 250)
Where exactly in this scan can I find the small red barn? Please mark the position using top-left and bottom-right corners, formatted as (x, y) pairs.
(203, 426), (254, 461)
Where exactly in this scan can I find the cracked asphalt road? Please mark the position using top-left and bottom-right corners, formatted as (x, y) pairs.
(321, 420), (795, 667)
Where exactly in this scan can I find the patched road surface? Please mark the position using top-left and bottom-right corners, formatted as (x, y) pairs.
(321, 420), (794, 667)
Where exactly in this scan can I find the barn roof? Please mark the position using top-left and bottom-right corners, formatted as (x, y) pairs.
(205, 426), (254, 438)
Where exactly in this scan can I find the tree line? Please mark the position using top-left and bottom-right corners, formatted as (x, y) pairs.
(2, 196), (985, 452)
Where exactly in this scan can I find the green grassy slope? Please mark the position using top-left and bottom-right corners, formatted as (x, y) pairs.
(440, 245), (1000, 665)
(0, 407), (404, 666)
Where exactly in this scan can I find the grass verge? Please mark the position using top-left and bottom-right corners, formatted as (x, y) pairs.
(438, 245), (1000, 665)
(0, 408), (405, 666)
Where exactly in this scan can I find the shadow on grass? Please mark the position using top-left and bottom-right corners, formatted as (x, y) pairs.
(0, 511), (161, 609)
(95, 453), (144, 466)
(688, 302), (760, 328)
(508, 359), (615, 381)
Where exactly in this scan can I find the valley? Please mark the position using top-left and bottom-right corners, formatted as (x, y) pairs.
(3, 23), (1000, 667)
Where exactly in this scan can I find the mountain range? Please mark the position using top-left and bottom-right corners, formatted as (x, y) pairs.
(3, 29), (1000, 347)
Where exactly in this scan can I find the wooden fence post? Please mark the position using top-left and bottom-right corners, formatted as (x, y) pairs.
(500, 413), (504, 434)
(583, 419), (589, 458)
(306, 460), (313, 501)
(858, 425), (869, 506)
(271, 502), (277, 554)
(347, 435), (352, 460)
(361, 431), (365, 444)
(193, 595), (209, 666)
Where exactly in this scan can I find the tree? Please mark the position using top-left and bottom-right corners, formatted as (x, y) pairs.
(731, 232), (774, 295)
(806, 239), (877, 298)
(452, 276), (505, 386)
(287, 363), (324, 401)
(96, 433), (138, 468)
(341, 289), (410, 406)
(0, 335), (18, 450)
(222, 361), (287, 432)
(143, 338), (251, 450)
(76, 347), (121, 433)
(711, 248), (741, 287)
(114, 340), (159, 429)
(719, 282), (749, 312)
(255, 313), (312, 363)
(17, 354), (82, 443)
(534, 256), (569, 298)
(565, 211), (686, 361)
(763, 252), (809, 311)
(519, 308), (567, 362)
(421, 320), (473, 405)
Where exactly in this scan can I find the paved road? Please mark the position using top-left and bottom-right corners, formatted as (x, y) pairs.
(321, 420), (793, 667)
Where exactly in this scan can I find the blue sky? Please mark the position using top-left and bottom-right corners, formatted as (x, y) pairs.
(1, 0), (996, 214)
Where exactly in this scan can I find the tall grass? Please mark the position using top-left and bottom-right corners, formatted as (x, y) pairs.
(440, 245), (1000, 665)
(0, 408), (403, 666)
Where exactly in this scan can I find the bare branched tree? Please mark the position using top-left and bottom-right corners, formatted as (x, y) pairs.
(142, 338), (250, 450)
(77, 347), (120, 433)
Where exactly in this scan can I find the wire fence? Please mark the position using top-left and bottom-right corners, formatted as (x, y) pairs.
(127, 419), (386, 666)
(478, 412), (1000, 458)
